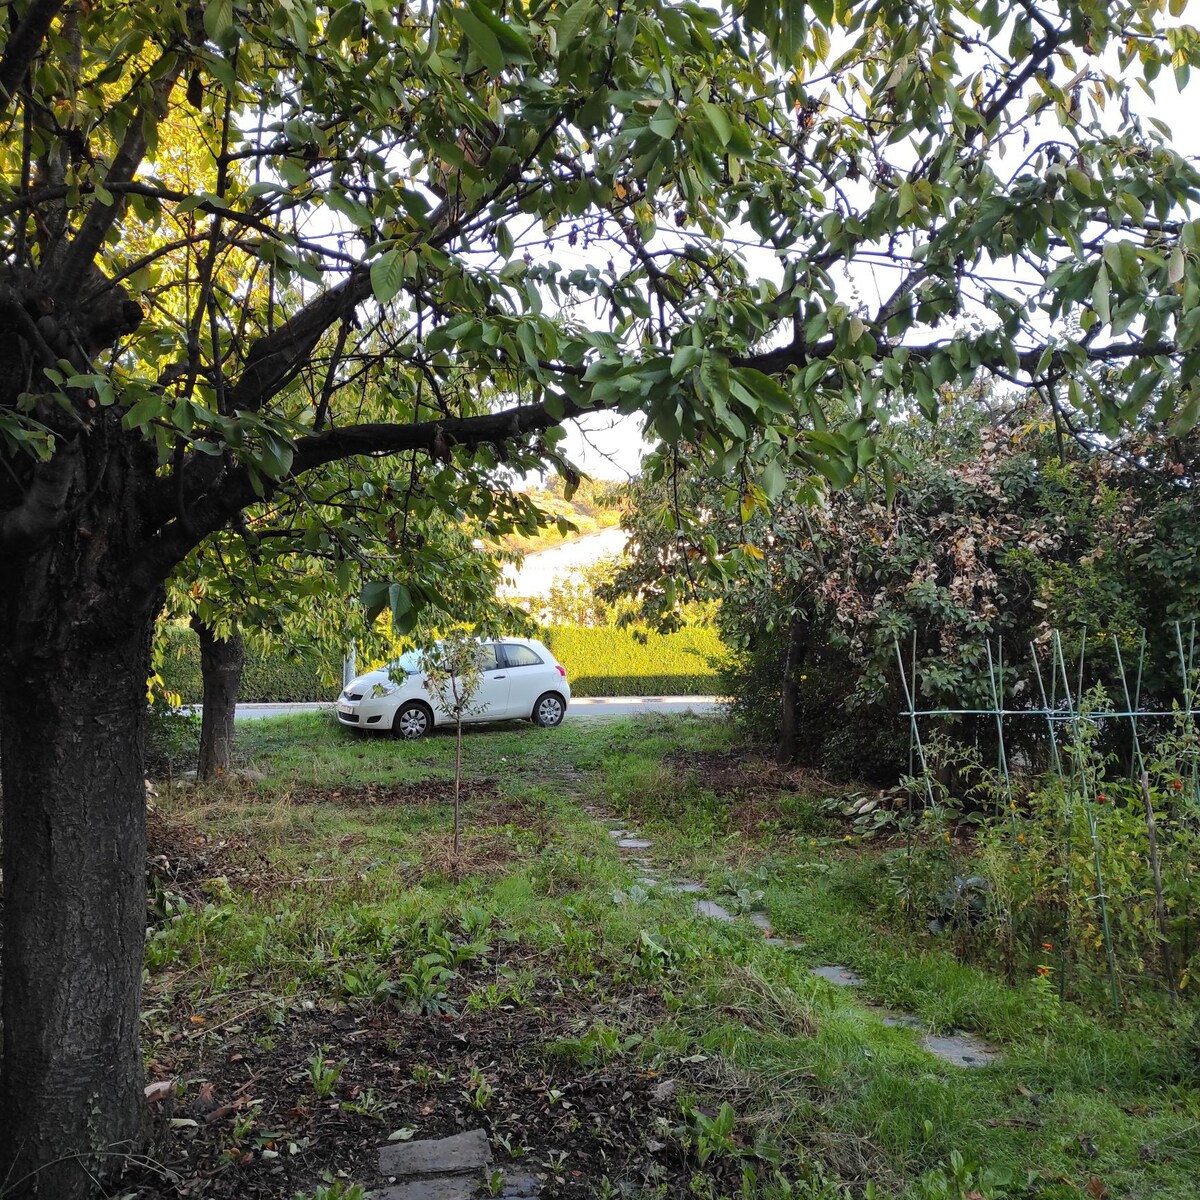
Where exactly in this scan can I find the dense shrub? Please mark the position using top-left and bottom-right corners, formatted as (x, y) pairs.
(156, 622), (724, 702)
(722, 636), (908, 782)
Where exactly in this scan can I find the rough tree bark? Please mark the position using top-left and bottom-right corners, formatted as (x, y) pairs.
(775, 615), (808, 767)
(0, 452), (160, 1198)
(191, 616), (245, 780)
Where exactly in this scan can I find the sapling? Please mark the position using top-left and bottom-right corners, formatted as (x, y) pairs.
(421, 634), (487, 859)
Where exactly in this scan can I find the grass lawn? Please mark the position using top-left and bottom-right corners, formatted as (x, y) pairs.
(134, 713), (1200, 1200)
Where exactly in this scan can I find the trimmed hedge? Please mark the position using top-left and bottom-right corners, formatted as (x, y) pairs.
(157, 622), (724, 703)
(541, 625), (723, 697)
(156, 624), (342, 704)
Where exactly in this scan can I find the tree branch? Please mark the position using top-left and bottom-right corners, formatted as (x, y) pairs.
(47, 52), (186, 301)
(126, 396), (586, 594)
(0, 0), (66, 106)
(734, 333), (1178, 379)
(226, 272), (371, 413)
(0, 441), (80, 552)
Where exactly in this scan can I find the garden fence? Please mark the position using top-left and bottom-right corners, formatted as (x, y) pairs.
(894, 623), (1200, 1012)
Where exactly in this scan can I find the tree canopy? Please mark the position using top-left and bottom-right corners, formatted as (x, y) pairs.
(4, 1), (1200, 1196)
(3, 0), (1200, 576)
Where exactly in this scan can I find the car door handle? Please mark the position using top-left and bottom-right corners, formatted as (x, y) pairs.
(494, 674), (507, 679)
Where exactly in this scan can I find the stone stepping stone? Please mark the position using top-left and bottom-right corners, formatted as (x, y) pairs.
(375, 1181), (538, 1200)
(872, 1008), (925, 1031)
(378, 1129), (493, 1199)
(919, 1032), (996, 1068)
(375, 1179), (479, 1200)
(695, 898), (736, 922)
(763, 936), (805, 949)
(617, 838), (652, 850)
(496, 1171), (540, 1198)
(607, 829), (631, 839)
(747, 912), (772, 932)
(811, 964), (864, 986)
(663, 879), (705, 895)
(862, 1009), (996, 1067)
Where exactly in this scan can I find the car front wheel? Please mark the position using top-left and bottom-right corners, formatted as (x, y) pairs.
(532, 692), (565, 728)
(392, 701), (433, 740)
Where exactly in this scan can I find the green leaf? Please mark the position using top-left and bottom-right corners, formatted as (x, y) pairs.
(671, 344), (702, 377)
(456, 1), (532, 72)
(701, 101), (732, 146)
(1169, 244), (1186, 285)
(1170, 388), (1200, 435)
(1091, 263), (1111, 326)
(122, 394), (163, 430)
(556, 0), (594, 46)
(361, 581), (414, 628)
(327, 2), (362, 45)
(203, 0), (234, 43)
(811, 0), (835, 27)
(326, 189), (372, 228)
(370, 249), (406, 304)
(455, 4), (504, 73)
(759, 459), (785, 501)
(257, 433), (294, 479)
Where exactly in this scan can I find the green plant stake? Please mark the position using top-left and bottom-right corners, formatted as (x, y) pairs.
(1054, 633), (1121, 1014)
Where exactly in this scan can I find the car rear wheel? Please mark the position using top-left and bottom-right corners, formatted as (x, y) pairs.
(532, 692), (565, 728)
(392, 701), (433, 740)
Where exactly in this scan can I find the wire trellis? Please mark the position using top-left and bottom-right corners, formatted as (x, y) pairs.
(894, 622), (1200, 1013)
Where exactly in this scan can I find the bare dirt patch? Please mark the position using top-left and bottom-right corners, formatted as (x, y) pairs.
(147, 808), (274, 908)
(126, 963), (716, 1200)
(287, 779), (502, 807)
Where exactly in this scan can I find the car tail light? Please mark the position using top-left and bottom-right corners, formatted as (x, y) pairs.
(555, 664), (567, 677)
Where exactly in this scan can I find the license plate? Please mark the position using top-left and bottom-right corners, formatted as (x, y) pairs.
(337, 703), (354, 716)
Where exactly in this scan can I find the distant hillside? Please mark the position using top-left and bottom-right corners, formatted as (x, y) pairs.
(501, 474), (624, 556)
(499, 526), (628, 600)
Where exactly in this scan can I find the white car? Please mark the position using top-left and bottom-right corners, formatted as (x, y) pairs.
(336, 637), (571, 739)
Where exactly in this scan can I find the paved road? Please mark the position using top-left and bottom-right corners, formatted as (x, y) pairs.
(231, 696), (724, 721)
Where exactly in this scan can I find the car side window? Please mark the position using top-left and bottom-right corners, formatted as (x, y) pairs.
(501, 643), (542, 668)
(478, 643), (500, 671)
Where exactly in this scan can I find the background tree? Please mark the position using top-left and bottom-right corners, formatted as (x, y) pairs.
(2, 1), (1200, 1194)
(611, 389), (1200, 775)
(166, 452), (534, 777)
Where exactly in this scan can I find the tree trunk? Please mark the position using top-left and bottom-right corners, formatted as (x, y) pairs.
(0, 573), (157, 1198)
(453, 718), (463, 860)
(192, 616), (245, 780)
(775, 615), (808, 767)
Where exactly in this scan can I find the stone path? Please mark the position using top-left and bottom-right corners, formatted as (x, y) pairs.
(374, 1129), (538, 1199)
(593, 808), (999, 1071)
(806, 964), (997, 1067)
